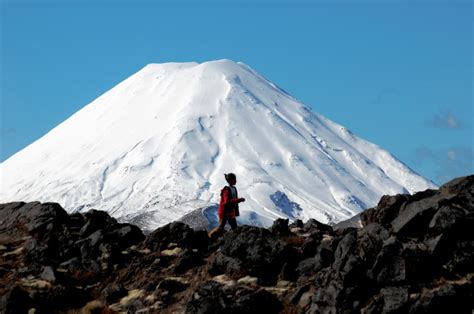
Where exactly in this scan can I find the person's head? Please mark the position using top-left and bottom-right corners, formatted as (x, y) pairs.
(224, 173), (237, 186)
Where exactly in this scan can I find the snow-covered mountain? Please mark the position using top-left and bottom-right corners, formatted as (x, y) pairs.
(0, 60), (437, 230)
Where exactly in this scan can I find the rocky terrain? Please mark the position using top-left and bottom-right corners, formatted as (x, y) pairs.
(0, 175), (472, 313)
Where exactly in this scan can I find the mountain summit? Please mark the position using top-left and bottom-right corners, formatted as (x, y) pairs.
(0, 59), (436, 230)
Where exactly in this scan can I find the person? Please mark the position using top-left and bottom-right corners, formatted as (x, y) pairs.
(208, 173), (245, 237)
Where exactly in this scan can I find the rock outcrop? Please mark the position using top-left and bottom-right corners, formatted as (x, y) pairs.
(0, 175), (472, 313)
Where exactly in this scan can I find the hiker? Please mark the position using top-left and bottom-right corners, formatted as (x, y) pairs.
(208, 173), (245, 237)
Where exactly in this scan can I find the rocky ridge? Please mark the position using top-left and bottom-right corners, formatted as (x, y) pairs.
(0, 175), (472, 313)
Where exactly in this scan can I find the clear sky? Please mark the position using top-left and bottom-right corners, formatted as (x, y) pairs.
(1, 0), (472, 185)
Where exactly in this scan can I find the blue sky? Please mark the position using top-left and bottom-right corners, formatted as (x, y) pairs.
(1, 0), (472, 185)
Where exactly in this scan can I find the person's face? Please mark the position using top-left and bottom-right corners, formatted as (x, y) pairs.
(229, 177), (237, 185)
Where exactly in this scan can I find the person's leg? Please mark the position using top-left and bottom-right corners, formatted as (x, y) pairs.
(208, 217), (227, 237)
(228, 217), (238, 230)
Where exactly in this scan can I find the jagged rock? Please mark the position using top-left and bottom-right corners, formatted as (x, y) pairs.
(216, 226), (299, 285)
(301, 233), (321, 257)
(186, 280), (282, 314)
(302, 219), (333, 234)
(76, 222), (144, 264)
(58, 257), (82, 272)
(357, 223), (390, 265)
(0, 286), (32, 314)
(296, 258), (320, 280)
(361, 194), (410, 227)
(186, 281), (229, 313)
(391, 193), (442, 238)
(428, 205), (465, 232)
(191, 230), (210, 253)
(79, 209), (117, 237)
(403, 242), (439, 282)
(40, 266), (55, 283)
(410, 281), (472, 313)
(280, 261), (299, 281)
(102, 283), (127, 305)
(289, 219), (304, 229)
(145, 222), (207, 252)
(332, 230), (358, 274)
(333, 213), (363, 230)
(290, 284), (310, 304)
(370, 237), (405, 283)
(173, 249), (203, 274)
(28, 284), (89, 313)
(208, 252), (246, 279)
(439, 175), (474, 197)
(445, 239), (474, 274)
(380, 286), (408, 313)
(270, 218), (290, 237)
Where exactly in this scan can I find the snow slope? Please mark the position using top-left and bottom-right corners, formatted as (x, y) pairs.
(0, 60), (437, 230)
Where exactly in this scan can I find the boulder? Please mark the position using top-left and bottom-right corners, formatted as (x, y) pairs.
(145, 222), (196, 252)
(208, 252), (246, 279)
(391, 194), (442, 238)
(217, 226), (297, 285)
(428, 205), (465, 233)
(361, 194), (410, 227)
(270, 218), (291, 237)
(439, 175), (474, 197)
(370, 237), (405, 283)
(357, 223), (390, 266)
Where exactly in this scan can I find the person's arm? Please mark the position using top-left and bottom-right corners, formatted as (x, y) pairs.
(222, 188), (244, 204)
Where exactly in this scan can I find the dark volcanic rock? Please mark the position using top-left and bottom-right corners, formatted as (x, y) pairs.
(303, 218), (333, 234)
(270, 218), (290, 237)
(370, 236), (406, 283)
(186, 280), (282, 314)
(390, 194), (442, 238)
(75, 221), (144, 265)
(380, 286), (409, 313)
(174, 249), (203, 274)
(361, 194), (410, 228)
(79, 209), (118, 237)
(410, 281), (472, 313)
(212, 225), (298, 284)
(1, 175), (473, 313)
(145, 221), (207, 252)
(209, 252), (246, 279)
(0, 286), (32, 314)
(101, 283), (127, 305)
(301, 233), (321, 257)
